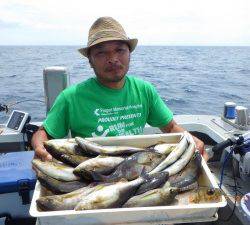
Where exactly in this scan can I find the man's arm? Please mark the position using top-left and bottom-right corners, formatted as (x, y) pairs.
(160, 119), (209, 161)
(31, 126), (52, 161)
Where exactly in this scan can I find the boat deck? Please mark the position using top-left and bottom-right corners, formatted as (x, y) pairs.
(1, 115), (249, 225)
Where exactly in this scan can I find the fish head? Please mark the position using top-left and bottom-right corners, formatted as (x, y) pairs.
(44, 139), (64, 149)
(161, 182), (178, 193)
(160, 186), (179, 204)
(36, 197), (60, 211)
(43, 141), (62, 156)
(205, 187), (221, 196)
(43, 140), (54, 148)
(190, 187), (222, 203)
(190, 150), (202, 175)
(204, 187), (222, 201)
(169, 187), (179, 196)
(180, 150), (202, 175)
(137, 151), (163, 165)
(32, 159), (42, 169)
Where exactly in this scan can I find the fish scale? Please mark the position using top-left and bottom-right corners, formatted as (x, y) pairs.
(32, 159), (80, 182)
(150, 132), (189, 174)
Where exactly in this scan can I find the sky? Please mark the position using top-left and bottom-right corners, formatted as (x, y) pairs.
(0, 0), (250, 46)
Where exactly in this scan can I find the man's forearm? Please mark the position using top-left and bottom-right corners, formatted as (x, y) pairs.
(160, 120), (185, 133)
(160, 119), (209, 161)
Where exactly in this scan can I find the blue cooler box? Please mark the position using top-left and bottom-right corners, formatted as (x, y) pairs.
(0, 151), (36, 220)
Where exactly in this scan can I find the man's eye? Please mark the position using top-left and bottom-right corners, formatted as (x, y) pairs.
(96, 51), (105, 56)
(117, 48), (125, 53)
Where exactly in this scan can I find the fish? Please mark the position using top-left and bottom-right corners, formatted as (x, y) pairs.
(36, 182), (111, 211)
(32, 159), (80, 181)
(178, 181), (199, 192)
(73, 156), (124, 179)
(150, 132), (189, 174)
(45, 142), (90, 166)
(163, 136), (196, 176)
(59, 154), (90, 167)
(51, 157), (64, 164)
(36, 170), (89, 194)
(123, 182), (178, 208)
(189, 187), (222, 203)
(135, 171), (169, 195)
(168, 150), (202, 190)
(74, 177), (145, 210)
(88, 151), (165, 182)
(44, 139), (84, 156)
(153, 143), (177, 155)
(176, 187), (222, 205)
(75, 137), (146, 156)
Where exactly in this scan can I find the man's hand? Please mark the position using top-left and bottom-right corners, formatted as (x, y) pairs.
(34, 143), (52, 161)
(192, 135), (209, 161)
(31, 127), (52, 161)
(160, 119), (209, 161)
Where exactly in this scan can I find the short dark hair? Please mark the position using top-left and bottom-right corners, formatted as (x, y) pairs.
(87, 40), (130, 58)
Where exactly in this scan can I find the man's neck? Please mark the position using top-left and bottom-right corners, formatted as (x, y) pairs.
(97, 77), (126, 89)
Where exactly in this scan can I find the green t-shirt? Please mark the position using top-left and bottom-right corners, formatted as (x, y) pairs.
(43, 76), (173, 138)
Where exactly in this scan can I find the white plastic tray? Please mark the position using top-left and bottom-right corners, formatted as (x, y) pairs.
(30, 133), (227, 225)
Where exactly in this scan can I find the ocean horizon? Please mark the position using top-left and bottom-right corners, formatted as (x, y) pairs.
(0, 45), (250, 124)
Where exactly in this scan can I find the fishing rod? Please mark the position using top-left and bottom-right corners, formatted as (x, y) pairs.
(0, 104), (8, 113)
(0, 99), (45, 113)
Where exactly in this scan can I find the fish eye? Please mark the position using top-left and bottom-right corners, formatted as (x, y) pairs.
(170, 189), (177, 194)
(207, 188), (215, 195)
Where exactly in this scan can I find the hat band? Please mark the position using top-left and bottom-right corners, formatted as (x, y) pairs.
(88, 30), (128, 47)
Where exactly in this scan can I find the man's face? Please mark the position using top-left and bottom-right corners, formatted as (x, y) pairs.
(88, 41), (130, 85)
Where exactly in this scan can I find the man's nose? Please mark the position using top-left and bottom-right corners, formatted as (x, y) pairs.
(107, 52), (119, 64)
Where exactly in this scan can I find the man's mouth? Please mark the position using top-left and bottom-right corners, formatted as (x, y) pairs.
(105, 65), (123, 72)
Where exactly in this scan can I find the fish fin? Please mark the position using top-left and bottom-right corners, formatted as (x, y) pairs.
(88, 170), (107, 182)
(140, 166), (150, 181)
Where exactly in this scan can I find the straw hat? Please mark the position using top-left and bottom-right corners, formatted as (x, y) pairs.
(78, 17), (138, 57)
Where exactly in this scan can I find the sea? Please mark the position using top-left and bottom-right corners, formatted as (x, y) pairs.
(0, 46), (250, 124)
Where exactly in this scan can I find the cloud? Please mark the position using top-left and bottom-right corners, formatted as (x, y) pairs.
(0, 0), (250, 45)
(0, 19), (21, 29)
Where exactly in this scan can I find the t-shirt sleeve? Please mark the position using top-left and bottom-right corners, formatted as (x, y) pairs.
(43, 92), (69, 138)
(146, 84), (173, 127)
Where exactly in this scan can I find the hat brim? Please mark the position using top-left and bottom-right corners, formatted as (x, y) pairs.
(78, 37), (138, 57)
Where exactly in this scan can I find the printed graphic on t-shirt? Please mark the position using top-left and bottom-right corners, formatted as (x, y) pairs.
(91, 104), (144, 137)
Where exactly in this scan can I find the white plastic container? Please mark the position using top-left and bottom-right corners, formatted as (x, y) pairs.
(30, 133), (227, 225)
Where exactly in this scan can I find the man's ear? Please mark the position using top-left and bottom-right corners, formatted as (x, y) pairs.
(88, 58), (93, 68)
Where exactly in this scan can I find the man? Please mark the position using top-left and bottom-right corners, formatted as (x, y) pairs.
(32, 17), (208, 161)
